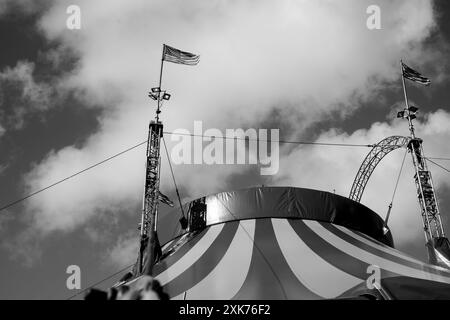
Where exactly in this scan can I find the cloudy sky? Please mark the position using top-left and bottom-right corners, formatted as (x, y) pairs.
(1, 0), (450, 299)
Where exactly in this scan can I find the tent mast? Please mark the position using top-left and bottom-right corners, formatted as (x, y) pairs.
(399, 60), (448, 267)
(138, 49), (167, 274)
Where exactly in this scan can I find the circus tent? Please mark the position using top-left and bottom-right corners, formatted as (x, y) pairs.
(122, 186), (450, 300)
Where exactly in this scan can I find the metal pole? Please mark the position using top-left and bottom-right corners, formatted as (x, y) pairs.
(384, 203), (392, 226)
(154, 153), (162, 232)
(137, 46), (166, 274)
(138, 124), (153, 273)
(400, 60), (415, 139)
(156, 46), (165, 122)
(401, 60), (431, 243)
(397, 60), (449, 266)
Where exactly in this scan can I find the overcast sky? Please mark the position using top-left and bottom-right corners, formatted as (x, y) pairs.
(1, 0), (450, 299)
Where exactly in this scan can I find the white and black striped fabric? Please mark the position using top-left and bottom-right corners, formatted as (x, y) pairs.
(124, 187), (450, 299)
(125, 218), (450, 299)
(402, 62), (431, 85)
(163, 44), (200, 66)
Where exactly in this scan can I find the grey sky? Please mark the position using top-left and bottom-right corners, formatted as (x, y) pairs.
(1, 0), (450, 299)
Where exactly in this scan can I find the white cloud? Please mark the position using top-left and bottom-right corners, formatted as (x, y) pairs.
(0, 61), (53, 130)
(105, 231), (139, 268)
(272, 109), (450, 253)
(24, 145), (141, 233)
(21, 0), (448, 242)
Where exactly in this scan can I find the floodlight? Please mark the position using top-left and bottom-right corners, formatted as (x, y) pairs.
(397, 110), (405, 118)
(408, 106), (419, 113)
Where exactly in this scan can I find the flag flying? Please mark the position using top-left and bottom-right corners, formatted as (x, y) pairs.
(402, 62), (431, 85)
(162, 44), (200, 65)
(158, 191), (174, 207)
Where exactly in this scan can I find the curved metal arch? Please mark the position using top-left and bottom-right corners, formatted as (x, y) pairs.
(349, 136), (411, 203)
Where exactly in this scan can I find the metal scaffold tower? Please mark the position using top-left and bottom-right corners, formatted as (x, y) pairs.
(137, 53), (170, 274)
(350, 61), (450, 267)
(398, 60), (450, 266)
(137, 44), (200, 275)
(406, 136), (444, 243)
(138, 118), (163, 274)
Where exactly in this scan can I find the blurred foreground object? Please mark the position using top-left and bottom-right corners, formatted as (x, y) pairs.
(84, 276), (168, 300)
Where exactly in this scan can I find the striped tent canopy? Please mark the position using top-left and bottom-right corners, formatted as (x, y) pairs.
(125, 187), (450, 299)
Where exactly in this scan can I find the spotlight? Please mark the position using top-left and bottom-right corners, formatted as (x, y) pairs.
(162, 93), (171, 100)
(151, 87), (161, 93)
(408, 105), (419, 113)
(397, 110), (406, 118)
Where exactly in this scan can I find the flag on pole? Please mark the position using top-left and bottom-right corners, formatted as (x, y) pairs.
(162, 44), (200, 65)
(158, 191), (174, 207)
(402, 62), (431, 85)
